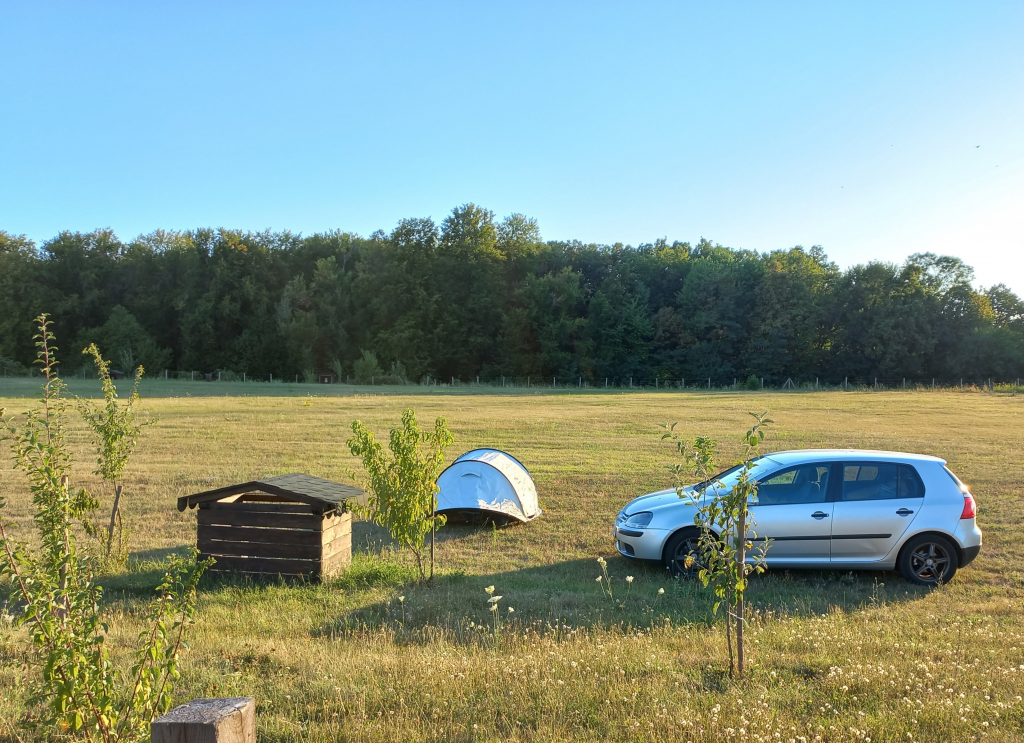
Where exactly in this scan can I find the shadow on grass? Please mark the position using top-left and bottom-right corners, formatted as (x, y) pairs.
(351, 518), (521, 554)
(308, 554), (929, 643)
(94, 545), (195, 599)
(92, 537), (932, 645)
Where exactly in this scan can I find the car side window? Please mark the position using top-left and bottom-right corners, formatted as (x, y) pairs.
(898, 464), (926, 498)
(755, 464), (830, 506)
(841, 463), (898, 501)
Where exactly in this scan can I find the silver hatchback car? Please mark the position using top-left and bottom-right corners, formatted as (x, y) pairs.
(613, 450), (982, 585)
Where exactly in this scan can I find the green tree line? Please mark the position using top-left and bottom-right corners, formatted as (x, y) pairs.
(2, 204), (1022, 384)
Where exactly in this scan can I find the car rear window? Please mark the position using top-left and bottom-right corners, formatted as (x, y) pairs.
(840, 462), (926, 501)
(842, 463), (898, 501)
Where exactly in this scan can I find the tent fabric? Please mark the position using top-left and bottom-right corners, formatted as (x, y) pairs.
(436, 449), (541, 524)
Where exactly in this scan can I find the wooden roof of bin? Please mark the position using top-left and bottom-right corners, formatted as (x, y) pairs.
(177, 473), (365, 514)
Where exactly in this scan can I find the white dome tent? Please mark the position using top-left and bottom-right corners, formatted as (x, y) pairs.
(435, 449), (541, 524)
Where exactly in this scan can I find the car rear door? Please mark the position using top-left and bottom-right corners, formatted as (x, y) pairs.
(748, 462), (833, 562)
(830, 463), (924, 562)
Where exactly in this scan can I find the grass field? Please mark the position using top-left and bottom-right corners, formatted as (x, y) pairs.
(1, 384), (1023, 742)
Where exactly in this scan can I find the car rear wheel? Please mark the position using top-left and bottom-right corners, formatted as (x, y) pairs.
(663, 528), (706, 578)
(898, 534), (959, 586)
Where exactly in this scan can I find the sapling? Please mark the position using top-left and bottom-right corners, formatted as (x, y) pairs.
(348, 409), (454, 582)
(78, 343), (152, 564)
(662, 411), (773, 678)
(0, 315), (211, 740)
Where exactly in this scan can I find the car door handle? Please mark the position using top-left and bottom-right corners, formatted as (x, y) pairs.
(896, 508), (914, 516)
(811, 511), (829, 519)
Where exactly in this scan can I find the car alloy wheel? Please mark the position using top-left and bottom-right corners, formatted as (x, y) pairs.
(909, 541), (950, 583)
(664, 529), (705, 578)
(898, 534), (959, 586)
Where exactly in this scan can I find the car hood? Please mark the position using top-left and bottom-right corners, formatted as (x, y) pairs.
(621, 487), (695, 515)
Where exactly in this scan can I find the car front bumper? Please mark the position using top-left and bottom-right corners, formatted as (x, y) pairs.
(613, 525), (668, 561)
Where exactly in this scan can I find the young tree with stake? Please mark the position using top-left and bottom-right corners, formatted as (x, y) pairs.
(78, 343), (152, 564)
(348, 409), (454, 582)
(662, 411), (773, 678)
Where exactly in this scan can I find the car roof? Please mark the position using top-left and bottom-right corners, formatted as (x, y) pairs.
(762, 449), (946, 466)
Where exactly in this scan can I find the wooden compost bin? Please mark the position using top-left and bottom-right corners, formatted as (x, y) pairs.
(177, 473), (364, 579)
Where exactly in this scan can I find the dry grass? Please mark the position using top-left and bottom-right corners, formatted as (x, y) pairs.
(1, 382), (1023, 742)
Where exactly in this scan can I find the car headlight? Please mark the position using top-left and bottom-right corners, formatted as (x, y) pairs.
(624, 511), (653, 528)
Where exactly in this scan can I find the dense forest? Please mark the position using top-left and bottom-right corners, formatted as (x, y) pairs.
(1, 204), (1022, 386)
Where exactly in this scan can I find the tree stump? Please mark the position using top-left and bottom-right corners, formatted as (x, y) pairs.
(151, 697), (255, 743)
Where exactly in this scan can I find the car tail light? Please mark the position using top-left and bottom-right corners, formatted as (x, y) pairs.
(960, 493), (976, 520)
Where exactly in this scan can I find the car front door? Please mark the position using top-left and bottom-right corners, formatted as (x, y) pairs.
(748, 462), (834, 563)
(830, 463), (925, 562)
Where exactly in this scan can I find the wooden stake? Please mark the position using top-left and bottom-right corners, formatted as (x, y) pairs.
(152, 697), (255, 743)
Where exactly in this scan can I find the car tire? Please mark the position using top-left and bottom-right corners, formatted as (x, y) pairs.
(663, 528), (706, 579)
(898, 534), (959, 586)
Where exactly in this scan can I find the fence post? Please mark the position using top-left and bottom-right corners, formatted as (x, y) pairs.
(682, 378), (685, 389)
(152, 697), (255, 743)
(243, 372), (245, 382)
(477, 375), (479, 384)
(527, 376), (530, 388)
(553, 376), (556, 388)
(630, 377), (633, 388)
(844, 376), (847, 390)
(708, 377), (711, 389)
(760, 377), (763, 390)
(816, 377), (818, 390)
(579, 376), (581, 387)
(605, 377), (608, 387)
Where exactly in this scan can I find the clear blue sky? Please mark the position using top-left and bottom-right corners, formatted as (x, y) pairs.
(2, 2), (1022, 292)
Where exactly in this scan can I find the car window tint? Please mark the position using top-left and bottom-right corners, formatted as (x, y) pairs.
(898, 465), (926, 498)
(756, 464), (830, 506)
(842, 463), (898, 501)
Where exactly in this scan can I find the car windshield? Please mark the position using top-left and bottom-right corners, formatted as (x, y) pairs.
(693, 456), (777, 492)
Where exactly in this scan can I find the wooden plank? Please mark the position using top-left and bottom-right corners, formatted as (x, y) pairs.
(324, 544), (351, 565)
(321, 536), (350, 560)
(321, 548), (351, 579)
(237, 493), (293, 504)
(199, 539), (322, 560)
(321, 519), (352, 544)
(198, 524), (322, 547)
(197, 509), (322, 530)
(209, 502), (315, 515)
(200, 554), (320, 575)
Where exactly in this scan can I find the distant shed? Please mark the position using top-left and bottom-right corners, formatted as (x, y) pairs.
(177, 473), (364, 579)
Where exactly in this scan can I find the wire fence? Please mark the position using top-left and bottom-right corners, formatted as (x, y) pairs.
(32, 369), (1017, 393)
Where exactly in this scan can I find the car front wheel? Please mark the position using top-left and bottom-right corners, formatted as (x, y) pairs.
(898, 534), (959, 586)
(663, 528), (706, 578)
